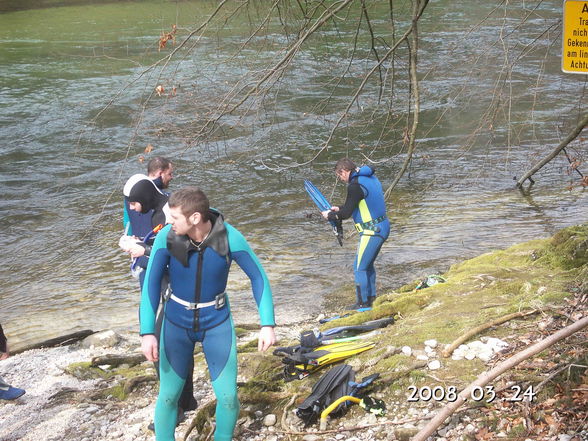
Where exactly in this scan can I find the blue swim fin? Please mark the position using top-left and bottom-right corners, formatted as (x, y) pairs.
(304, 180), (343, 246)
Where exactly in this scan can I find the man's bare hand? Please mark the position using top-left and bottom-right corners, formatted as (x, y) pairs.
(257, 326), (276, 352)
(141, 335), (159, 362)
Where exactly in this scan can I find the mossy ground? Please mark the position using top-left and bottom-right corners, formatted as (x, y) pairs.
(65, 224), (587, 437)
(260, 223), (587, 432)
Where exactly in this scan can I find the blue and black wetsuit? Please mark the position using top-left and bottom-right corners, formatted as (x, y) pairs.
(328, 166), (390, 306)
(140, 210), (275, 441)
(123, 178), (169, 283)
(123, 176), (197, 413)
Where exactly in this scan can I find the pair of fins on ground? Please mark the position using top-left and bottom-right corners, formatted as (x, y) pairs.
(273, 317), (395, 381)
(295, 363), (386, 429)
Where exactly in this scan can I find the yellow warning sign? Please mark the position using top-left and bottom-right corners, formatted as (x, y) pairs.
(563, 0), (588, 73)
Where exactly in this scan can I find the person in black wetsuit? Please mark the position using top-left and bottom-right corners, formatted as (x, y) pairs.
(121, 175), (171, 280)
(0, 323), (25, 400)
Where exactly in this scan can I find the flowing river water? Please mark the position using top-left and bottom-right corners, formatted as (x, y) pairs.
(0, 1), (586, 350)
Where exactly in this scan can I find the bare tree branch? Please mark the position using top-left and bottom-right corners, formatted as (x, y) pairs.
(516, 113), (588, 187)
(413, 315), (588, 441)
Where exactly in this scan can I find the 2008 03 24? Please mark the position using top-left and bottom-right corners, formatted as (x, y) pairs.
(407, 385), (536, 403)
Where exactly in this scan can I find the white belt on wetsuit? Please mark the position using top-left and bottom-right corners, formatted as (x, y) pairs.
(169, 292), (227, 310)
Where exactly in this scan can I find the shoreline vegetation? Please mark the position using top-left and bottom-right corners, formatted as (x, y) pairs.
(1, 224), (586, 441)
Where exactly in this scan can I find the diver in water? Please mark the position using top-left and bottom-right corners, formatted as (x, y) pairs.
(321, 158), (390, 310)
(139, 187), (276, 441)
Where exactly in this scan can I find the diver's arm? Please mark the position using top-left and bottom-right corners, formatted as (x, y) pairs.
(123, 199), (132, 235)
(139, 225), (171, 336)
(327, 182), (364, 221)
(226, 223), (276, 329)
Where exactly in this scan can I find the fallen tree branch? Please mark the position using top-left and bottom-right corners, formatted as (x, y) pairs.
(516, 113), (588, 187)
(13, 330), (95, 354)
(442, 310), (539, 358)
(413, 315), (588, 441)
(245, 416), (422, 436)
(281, 393), (299, 432)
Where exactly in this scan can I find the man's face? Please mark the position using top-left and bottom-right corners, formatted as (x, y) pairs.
(129, 201), (143, 213)
(336, 169), (350, 183)
(160, 165), (174, 188)
(169, 206), (191, 235)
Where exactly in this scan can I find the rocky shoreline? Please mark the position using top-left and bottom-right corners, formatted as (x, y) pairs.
(0, 327), (511, 441)
(1, 224), (587, 441)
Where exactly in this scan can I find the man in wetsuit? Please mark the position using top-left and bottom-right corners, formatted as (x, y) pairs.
(147, 156), (174, 193)
(140, 187), (276, 441)
(120, 170), (198, 421)
(0, 323), (25, 400)
(321, 158), (390, 310)
(123, 156), (174, 235)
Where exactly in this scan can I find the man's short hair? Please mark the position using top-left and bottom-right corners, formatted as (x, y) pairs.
(334, 158), (357, 173)
(147, 156), (172, 175)
(169, 187), (210, 221)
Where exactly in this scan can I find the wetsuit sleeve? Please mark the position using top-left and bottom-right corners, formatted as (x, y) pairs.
(0, 324), (6, 353)
(139, 224), (171, 335)
(123, 199), (132, 235)
(327, 182), (364, 221)
(226, 224), (276, 327)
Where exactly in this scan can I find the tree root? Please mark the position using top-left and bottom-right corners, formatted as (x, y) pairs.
(122, 374), (157, 395)
(243, 416), (423, 436)
(183, 400), (216, 441)
(280, 393), (299, 433)
(90, 353), (146, 368)
(375, 360), (428, 388)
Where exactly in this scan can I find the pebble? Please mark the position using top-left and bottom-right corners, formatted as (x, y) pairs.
(424, 339), (438, 348)
(401, 346), (412, 356)
(263, 414), (277, 426)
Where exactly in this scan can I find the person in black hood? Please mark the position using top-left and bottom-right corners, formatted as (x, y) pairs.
(128, 178), (169, 227)
(122, 177), (171, 264)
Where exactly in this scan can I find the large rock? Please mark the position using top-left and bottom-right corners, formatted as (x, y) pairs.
(81, 330), (121, 348)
